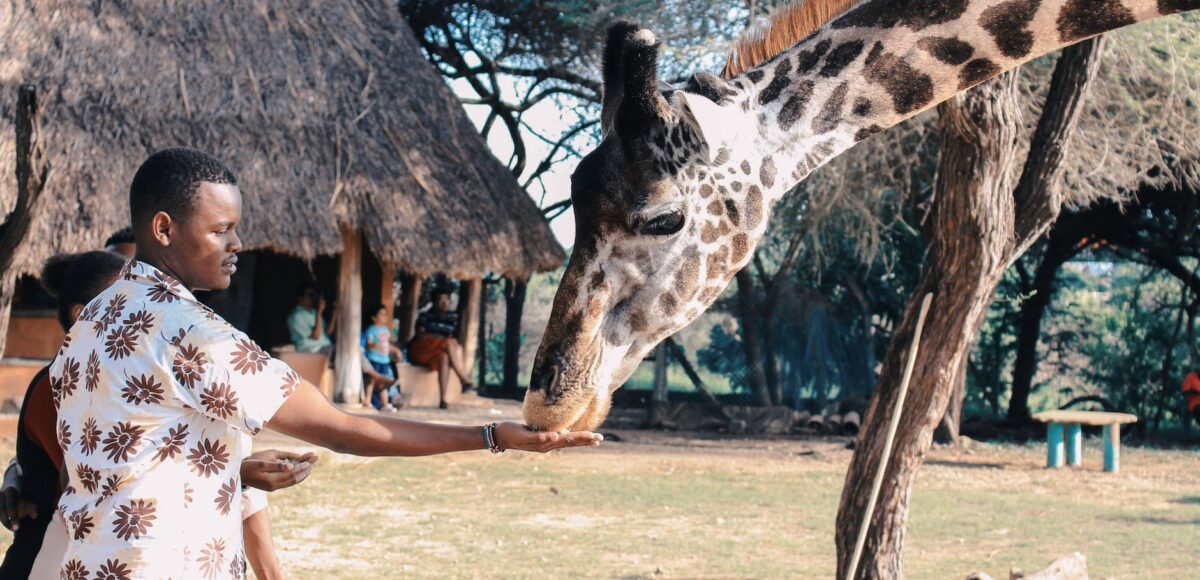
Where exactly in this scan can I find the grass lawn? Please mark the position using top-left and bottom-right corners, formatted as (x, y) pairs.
(1, 399), (1197, 578)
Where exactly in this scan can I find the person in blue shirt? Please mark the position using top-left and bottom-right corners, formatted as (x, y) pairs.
(363, 304), (402, 410)
(288, 283), (337, 354)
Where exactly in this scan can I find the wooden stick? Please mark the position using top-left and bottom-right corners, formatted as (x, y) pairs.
(845, 292), (933, 580)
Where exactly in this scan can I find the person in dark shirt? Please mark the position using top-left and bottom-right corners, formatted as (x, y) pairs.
(407, 286), (475, 408)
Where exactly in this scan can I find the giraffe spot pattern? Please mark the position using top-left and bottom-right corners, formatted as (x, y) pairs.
(759, 157), (777, 189)
(1057, 0), (1135, 41)
(777, 80), (815, 130)
(745, 185), (765, 229)
(706, 246), (730, 280)
(916, 36), (975, 65)
(674, 245), (702, 297)
(701, 221), (732, 244)
(758, 58), (793, 105)
(746, 69), (765, 83)
(740, 160), (752, 174)
(854, 125), (884, 142)
(863, 42), (934, 115)
(852, 97), (873, 116)
(725, 200), (741, 226)
(796, 40), (832, 74)
(812, 81), (850, 134)
(707, 200), (724, 215)
(731, 233), (751, 265)
(832, 0), (970, 32)
(1158, 0), (1200, 15)
(819, 40), (865, 77)
(980, 0), (1042, 58)
(959, 58), (1002, 89)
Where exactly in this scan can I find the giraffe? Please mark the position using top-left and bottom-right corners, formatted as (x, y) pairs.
(522, 0), (1199, 433)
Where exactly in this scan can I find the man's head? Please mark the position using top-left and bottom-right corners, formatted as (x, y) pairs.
(130, 148), (242, 291)
(431, 287), (454, 313)
(296, 283), (321, 309)
(104, 227), (137, 258)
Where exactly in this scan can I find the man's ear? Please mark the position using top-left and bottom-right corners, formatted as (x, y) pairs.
(150, 211), (173, 247)
(674, 91), (738, 165)
(69, 303), (85, 324)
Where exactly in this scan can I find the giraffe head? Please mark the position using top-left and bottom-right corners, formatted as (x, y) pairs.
(523, 22), (768, 432)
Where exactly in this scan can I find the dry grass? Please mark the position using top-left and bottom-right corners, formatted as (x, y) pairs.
(1, 399), (1197, 578)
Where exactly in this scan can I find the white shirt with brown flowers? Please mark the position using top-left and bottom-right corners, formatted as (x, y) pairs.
(49, 260), (298, 580)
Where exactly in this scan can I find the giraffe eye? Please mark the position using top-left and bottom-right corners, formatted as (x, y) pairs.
(641, 211), (686, 236)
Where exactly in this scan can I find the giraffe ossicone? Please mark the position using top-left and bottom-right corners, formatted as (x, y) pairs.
(523, 0), (1200, 433)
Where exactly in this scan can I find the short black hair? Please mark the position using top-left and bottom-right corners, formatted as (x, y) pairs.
(295, 282), (319, 298)
(129, 148), (237, 231)
(431, 284), (455, 298)
(41, 251), (126, 330)
(104, 226), (135, 247)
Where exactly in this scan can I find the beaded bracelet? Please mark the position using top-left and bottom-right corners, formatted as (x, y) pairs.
(482, 422), (504, 454)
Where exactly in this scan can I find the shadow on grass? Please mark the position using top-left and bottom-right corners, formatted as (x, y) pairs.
(1111, 515), (1200, 526)
(926, 459), (1007, 470)
(1170, 496), (1200, 505)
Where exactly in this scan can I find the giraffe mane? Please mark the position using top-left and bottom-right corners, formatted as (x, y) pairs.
(721, 0), (859, 79)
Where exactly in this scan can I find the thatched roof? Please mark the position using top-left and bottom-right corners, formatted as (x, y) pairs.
(0, 0), (564, 279)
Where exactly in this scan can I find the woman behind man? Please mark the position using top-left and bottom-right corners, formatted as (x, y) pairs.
(0, 251), (312, 579)
(407, 286), (475, 409)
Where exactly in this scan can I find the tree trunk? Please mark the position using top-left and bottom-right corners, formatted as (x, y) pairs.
(397, 273), (422, 345)
(735, 269), (773, 406)
(502, 277), (528, 395)
(934, 356), (969, 445)
(835, 38), (1105, 579)
(1007, 246), (1071, 420)
(379, 262), (396, 322)
(457, 278), (482, 377)
(478, 279), (492, 386)
(334, 224), (364, 404)
(0, 85), (48, 358)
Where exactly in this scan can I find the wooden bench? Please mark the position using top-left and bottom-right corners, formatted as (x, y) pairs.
(1032, 410), (1138, 472)
(396, 363), (461, 407)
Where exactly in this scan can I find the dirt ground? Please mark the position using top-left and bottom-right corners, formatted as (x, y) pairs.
(1, 395), (1197, 578)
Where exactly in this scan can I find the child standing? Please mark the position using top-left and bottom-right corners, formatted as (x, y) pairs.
(364, 304), (402, 411)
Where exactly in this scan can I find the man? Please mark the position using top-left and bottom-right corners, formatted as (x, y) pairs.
(1182, 371), (1200, 425)
(408, 286), (475, 408)
(287, 283), (336, 354)
(50, 148), (600, 578)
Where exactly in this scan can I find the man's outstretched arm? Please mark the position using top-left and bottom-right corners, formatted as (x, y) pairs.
(266, 381), (602, 456)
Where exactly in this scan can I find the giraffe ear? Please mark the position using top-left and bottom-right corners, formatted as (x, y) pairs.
(674, 91), (737, 165)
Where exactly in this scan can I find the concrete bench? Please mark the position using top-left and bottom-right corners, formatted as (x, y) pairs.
(1032, 410), (1138, 472)
(396, 363), (461, 407)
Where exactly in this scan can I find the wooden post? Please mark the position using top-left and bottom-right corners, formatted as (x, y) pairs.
(1066, 423), (1082, 466)
(477, 279), (492, 386)
(647, 343), (671, 427)
(502, 277), (527, 395)
(456, 278), (482, 377)
(1047, 423), (1065, 468)
(398, 273), (422, 345)
(1103, 424), (1120, 472)
(380, 262), (395, 322)
(0, 85), (48, 358)
(333, 223), (363, 405)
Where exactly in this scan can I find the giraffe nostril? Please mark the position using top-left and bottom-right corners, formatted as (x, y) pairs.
(532, 363), (562, 404)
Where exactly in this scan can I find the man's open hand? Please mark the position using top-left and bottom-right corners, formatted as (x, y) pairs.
(240, 449), (319, 491)
(494, 422), (603, 453)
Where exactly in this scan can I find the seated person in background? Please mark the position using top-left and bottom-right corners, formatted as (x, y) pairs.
(288, 282), (337, 354)
(103, 227), (136, 258)
(407, 286), (475, 409)
(363, 304), (403, 411)
(1182, 370), (1200, 425)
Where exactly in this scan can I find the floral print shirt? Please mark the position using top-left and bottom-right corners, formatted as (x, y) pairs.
(49, 260), (298, 579)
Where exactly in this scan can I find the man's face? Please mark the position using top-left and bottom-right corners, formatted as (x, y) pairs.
(162, 182), (243, 291)
(434, 293), (451, 312)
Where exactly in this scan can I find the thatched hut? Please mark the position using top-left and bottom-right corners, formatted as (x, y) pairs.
(0, 0), (565, 401)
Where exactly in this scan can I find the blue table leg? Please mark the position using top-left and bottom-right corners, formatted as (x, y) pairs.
(1066, 423), (1082, 466)
(1103, 424), (1120, 472)
(1047, 423), (1064, 468)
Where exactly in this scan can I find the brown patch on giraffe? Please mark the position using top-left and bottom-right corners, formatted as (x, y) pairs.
(746, 69), (765, 83)
(796, 39), (832, 75)
(700, 184), (714, 198)
(1159, 0), (1200, 15)
(981, 0), (1041, 58)
(673, 245), (702, 296)
(758, 58), (793, 105)
(759, 157), (777, 190)
(724, 200), (741, 226)
(701, 221), (731, 244)
(714, 172), (725, 181)
(854, 125), (883, 142)
(1057, 0), (1135, 42)
(706, 246), (730, 280)
(707, 200), (725, 215)
(731, 182), (743, 192)
(731, 233), (750, 265)
(629, 309), (649, 333)
(959, 59), (1001, 90)
(745, 185), (764, 229)
(718, 185), (729, 196)
(740, 160), (752, 174)
(916, 36), (974, 65)
(819, 40), (865, 77)
(659, 292), (679, 314)
(852, 97), (872, 116)
(862, 42), (934, 115)
(832, 0), (970, 32)
(587, 298), (604, 318)
(588, 269), (607, 291)
(812, 81), (849, 134)
(777, 80), (815, 131)
(699, 284), (725, 304)
(685, 166), (696, 179)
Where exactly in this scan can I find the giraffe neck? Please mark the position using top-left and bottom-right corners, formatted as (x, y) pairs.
(715, 0), (1192, 209)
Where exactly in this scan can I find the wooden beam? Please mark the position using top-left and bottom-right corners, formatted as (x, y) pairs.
(333, 223), (363, 405)
(456, 278), (482, 377)
(380, 261), (395, 322)
(398, 273), (422, 344)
